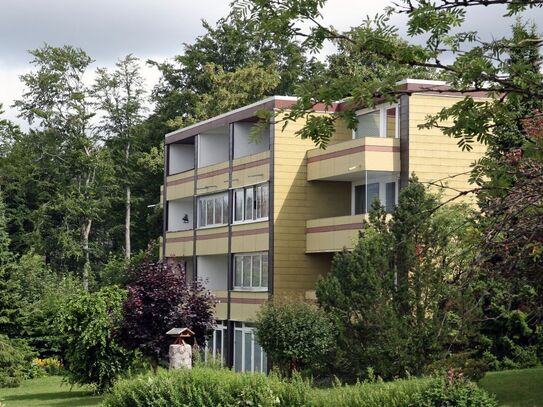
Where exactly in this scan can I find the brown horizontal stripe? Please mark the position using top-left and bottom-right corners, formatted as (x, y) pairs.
(167, 175), (194, 186)
(231, 227), (269, 237)
(232, 157), (270, 172)
(197, 167), (229, 180)
(306, 222), (364, 234)
(166, 236), (193, 243)
(307, 144), (400, 164)
(196, 231), (229, 240)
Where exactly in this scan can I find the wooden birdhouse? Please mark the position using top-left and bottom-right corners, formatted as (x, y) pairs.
(166, 327), (195, 346)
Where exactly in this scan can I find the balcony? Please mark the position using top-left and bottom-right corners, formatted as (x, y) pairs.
(166, 169), (195, 200)
(164, 230), (194, 258)
(306, 214), (366, 253)
(307, 137), (400, 182)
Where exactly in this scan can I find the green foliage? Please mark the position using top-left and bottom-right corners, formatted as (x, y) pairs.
(316, 180), (480, 380)
(255, 301), (335, 375)
(58, 286), (134, 393)
(409, 379), (497, 407)
(425, 352), (489, 382)
(103, 368), (495, 407)
(102, 367), (310, 407)
(0, 335), (35, 388)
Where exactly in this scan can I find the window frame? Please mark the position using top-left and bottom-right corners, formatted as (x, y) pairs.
(351, 176), (400, 215)
(205, 321), (227, 365)
(233, 252), (268, 291)
(233, 322), (267, 373)
(197, 192), (229, 229)
(232, 182), (269, 224)
(353, 103), (399, 139)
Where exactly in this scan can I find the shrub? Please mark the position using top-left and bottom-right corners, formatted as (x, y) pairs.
(58, 286), (134, 393)
(102, 368), (496, 407)
(255, 301), (335, 375)
(32, 357), (64, 376)
(0, 335), (35, 388)
(425, 352), (489, 381)
(409, 378), (497, 407)
(102, 367), (310, 407)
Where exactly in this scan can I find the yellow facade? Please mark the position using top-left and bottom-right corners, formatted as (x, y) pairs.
(162, 91), (487, 332)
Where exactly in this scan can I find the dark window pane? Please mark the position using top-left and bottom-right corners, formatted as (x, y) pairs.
(234, 330), (243, 372)
(234, 189), (244, 221)
(206, 199), (214, 225)
(235, 256), (242, 287)
(252, 255), (261, 287)
(214, 197), (222, 224)
(245, 188), (254, 220)
(367, 183), (380, 210)
(242, 256), (251, 287)
(261, 255), (268, 289)
(386, 182), (396, 212)
(354, 185), (365, 214)
(254, 342), (262, 372)
(244, 332), (253, 372)
(260, 184), (269, 218)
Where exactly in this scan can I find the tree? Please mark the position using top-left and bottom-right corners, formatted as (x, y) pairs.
(58, 286), (132, 393)
(315, 181), (479, 380)
(255, 301), (334, 376)
(93, 55), (147, 260)
(0, 191), (19, 337)
(118, 260), (216, 371)
(13, 45), (115, 289)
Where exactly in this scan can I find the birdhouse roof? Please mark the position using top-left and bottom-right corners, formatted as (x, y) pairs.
(166, 327), (195, 337)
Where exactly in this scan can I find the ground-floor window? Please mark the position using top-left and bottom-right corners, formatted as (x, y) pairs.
(205, 321), (227, 364)
(233, 322), (267, 373)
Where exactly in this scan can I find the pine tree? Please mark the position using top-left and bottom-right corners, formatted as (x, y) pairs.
(0, 191), (19, 336)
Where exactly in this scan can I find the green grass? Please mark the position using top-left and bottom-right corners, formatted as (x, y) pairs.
(0, 376), (102, 407)
(479, 367), (543, 407)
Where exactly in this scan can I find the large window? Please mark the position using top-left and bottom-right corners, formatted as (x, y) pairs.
(233, 183), (269, 223)
(355, 105), (398, 138)
(205, 321), (227, 364)
(354, 180), (397, 214)
(197, 192), (228, 228)
(234, 323), (267, 373)
(233, 252), (268, 291)
(354, 183), (380, 214)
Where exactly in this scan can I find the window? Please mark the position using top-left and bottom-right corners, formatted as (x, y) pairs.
(355, 110), (380, 137)
(234, 323), (267, 373)
(355, 105), (399, 139)
(385, 182), (396, 212)
(197, 193), (228, 228)
(354, 183), (380, 214)
(233, 252), (268, 290)
(205, 321), (227, 364)
(233, 183), (269, 222)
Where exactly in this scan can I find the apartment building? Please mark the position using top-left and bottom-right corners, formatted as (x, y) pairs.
(160, 79), (486, 372)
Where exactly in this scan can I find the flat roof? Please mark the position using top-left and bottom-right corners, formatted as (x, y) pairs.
(165, 79), (486, 144)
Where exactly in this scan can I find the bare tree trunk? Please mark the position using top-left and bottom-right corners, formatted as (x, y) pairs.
(125, 140), (131, 259)
(125, 185), (131, 259)
(82, 218), (92, 291)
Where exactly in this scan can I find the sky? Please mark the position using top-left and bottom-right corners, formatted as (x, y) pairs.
(1, 0), (542, 127)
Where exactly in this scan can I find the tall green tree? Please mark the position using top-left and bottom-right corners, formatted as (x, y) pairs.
(316, 181), (479, 380)
(14, 45), (114, 289)
(0, 190), (19, 336)
(93, 55), (147, 260)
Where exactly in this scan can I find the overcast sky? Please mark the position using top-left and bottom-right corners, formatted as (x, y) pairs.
(1, 0), (542, 127)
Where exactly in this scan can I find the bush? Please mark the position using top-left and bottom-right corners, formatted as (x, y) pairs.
(0, 335), (35, 388)
(32, 357), (64, 376)
(255, 301), (335, 375)
(102, 368), (496, 407)
(409, 378), (497, 407)
(102, 367), (310, 407)
(58, 286), (135, 393)
(425, 352), (489, 381)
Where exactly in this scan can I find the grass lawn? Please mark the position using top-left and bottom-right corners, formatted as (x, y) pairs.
(0, 376), (102, 407)
(479, 367), (543, 407)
